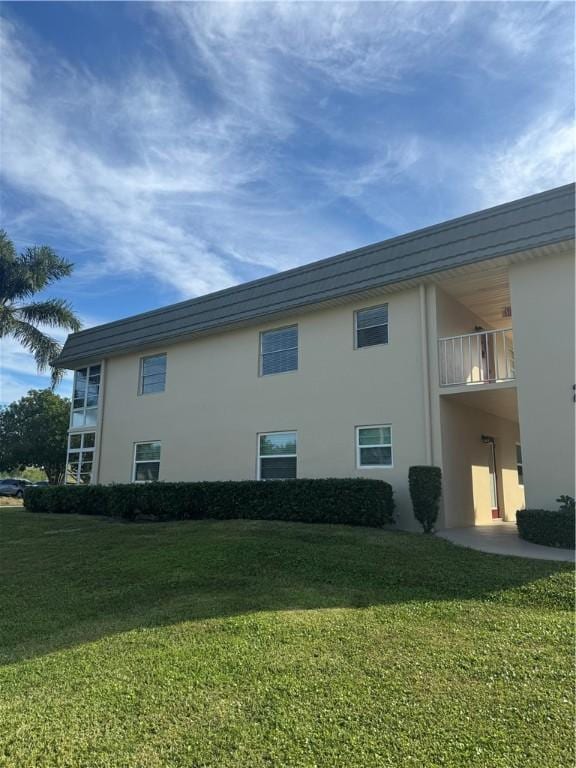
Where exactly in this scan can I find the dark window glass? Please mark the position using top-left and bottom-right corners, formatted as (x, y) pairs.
(359, 446), (392, 466)
(259, 432), (297, 479)
(516, 444), (524, 485)
(134, 462), (160, 482)
(140, 355), (166, 394)
(260, 456), (297, 480)
(357, 426), (392, 467)
(261, 326), (298, 375)
(356, 305), (389, 348)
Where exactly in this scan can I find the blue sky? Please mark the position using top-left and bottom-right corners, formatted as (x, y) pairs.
(1, 1), (574, 404)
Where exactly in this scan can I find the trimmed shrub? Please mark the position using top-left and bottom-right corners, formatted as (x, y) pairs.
(23, 485), (108, 516)
(24, 478), (395, 528)
(516, 509), (575, 549)
(409, 465), (442, 533)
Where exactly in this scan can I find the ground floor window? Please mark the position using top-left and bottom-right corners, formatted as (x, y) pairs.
(258, 432), (297, 479)
(133, 441), (161, 482)
(356, 425), (393, 468)
(66, 432), (96, 484)
(516, 443), (524, 485)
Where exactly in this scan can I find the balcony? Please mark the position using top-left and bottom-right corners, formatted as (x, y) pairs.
(438, 328), (515, 387)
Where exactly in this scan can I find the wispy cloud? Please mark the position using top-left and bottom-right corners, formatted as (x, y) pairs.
(487, 2), (572, 60)
(0, 3), (479, 298)
(162, 2), (469, 96)
(0, 2), (574, 402)
(474, 111), (575, 208)
(1, 20), (258, 296)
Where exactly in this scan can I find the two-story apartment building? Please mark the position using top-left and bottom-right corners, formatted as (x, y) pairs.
(56, 184), (575, 530)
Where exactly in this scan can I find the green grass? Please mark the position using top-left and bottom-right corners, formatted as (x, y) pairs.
(0, 509), (573, 768)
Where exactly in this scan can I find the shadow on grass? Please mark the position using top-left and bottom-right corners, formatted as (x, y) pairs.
(0, 510), (572, 666)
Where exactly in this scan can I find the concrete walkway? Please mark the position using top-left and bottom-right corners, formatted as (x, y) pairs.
(437, 522), (574, 562)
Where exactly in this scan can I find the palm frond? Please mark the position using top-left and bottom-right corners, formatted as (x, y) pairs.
(1, 237), (75, 302)
(20, 246), (74, 293)
(0, 305), (17, 337)
(16, 299), (82, 332)
(11, 320), (63, 387)
(1, 231), (77, 386)
(0, 231), (24, 303)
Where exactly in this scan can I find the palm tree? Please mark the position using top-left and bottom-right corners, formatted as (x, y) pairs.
(0, 230), (81, 386)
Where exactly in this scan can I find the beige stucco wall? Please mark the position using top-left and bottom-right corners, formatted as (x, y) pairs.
(97, 289), (430, 530)
(435, 286), (491, 338)
(81, 248), (573, 530)
(439, 397), (525, 527)
(509, 249), (576, 509)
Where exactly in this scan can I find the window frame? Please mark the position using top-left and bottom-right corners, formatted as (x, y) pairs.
(66, 431), (96, 485)
(259, 324), (299, 377)
(70, 364), (101, 427)
(356, 424), (393, 469)
(138, 353), (167, 396)
(132, 441), (162, 483)
(516, 443), (524, 486)
(354, 303), (389, 350)
(257, 430), (298, 480)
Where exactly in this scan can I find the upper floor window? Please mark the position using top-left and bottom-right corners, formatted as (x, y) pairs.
(356, 425), (393, 468)
(355, 304), (388, 348)
(260, 325), (298, 376)
(66, 431), (95, 484)
(133, 441), (161, 482)
(72, 364), (101, 427)
(139, 354), (167, 394)
(258, 431), (297, 479)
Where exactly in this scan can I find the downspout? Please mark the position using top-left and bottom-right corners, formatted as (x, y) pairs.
(93, 359), (106, 484)
(419, 284), (433, 464)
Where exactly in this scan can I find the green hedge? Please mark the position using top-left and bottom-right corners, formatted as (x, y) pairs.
(23, 478), (395, 527)
(409, 465), (442, 533)
(516, 509), (575, 549)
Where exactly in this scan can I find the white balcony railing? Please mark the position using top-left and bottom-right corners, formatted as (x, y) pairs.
(438, 328), (515, 387)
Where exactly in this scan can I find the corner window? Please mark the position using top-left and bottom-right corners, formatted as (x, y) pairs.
(516, 444), (524, 486)
(355, 304), (388, 348)
(66, 432), (96, 484)
(357, 425), (393, 468)
(133, 441), (161, 482)
(260, 325), (298, 376)
(139, 354), (167, 394)
(258, 432), (297, 479)
(71, 364), (101, 427)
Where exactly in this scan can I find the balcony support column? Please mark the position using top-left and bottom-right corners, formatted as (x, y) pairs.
(419, 284), (433, 464)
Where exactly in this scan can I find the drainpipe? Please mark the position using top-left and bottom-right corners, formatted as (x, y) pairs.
(419, 284), (433, 464)
(93, 359), (106, 484)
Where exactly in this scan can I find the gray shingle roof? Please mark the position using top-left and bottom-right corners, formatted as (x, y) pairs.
(56, 183), (575, 368)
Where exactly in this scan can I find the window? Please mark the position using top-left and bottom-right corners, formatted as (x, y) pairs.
(258, 432), (297, 479)
(355, 304), (388, 348)
(66, 431), (96, 484)
(133, 441), (161, 482)
(356, 425), (393, 468)
(260, 325), (298, 376)
(71, 364), (101, 427)
(516, 444), (524, 486)
(139, 354), (167, 394)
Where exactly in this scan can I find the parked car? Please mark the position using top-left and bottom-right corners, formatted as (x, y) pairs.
(0, 478), (33, 498)
(33, 481), (50, 488)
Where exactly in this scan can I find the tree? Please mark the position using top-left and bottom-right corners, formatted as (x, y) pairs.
(0, 230), (81, 386)
(0, 390), (70, 484)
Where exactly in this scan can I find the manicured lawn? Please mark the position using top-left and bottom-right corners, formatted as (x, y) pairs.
(0, 509), (573, 768)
